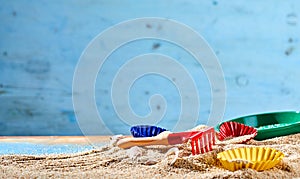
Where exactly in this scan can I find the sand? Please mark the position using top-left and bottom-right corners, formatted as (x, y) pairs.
(0, 131), (300, 178)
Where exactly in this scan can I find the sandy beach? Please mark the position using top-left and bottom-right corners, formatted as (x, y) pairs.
(0, 132), (299, 179)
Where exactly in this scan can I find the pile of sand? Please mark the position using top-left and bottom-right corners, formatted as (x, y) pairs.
(0, 130), (300, 178)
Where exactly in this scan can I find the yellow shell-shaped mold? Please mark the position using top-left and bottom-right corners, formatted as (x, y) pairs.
(217, 147), (284, 171)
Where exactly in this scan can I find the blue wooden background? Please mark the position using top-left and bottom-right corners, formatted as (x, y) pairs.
(0, 0), (300, 135)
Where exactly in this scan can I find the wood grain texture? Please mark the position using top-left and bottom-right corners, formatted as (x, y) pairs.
(0, 0), (300, 135)
(0, 136), (110, 144)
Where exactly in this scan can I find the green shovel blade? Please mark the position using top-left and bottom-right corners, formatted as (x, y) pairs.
(216, 111), (300, 140)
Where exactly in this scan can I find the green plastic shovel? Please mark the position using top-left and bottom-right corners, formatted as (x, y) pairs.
(215, 111), (300, 140)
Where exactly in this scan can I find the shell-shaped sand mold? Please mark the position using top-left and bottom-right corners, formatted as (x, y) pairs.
(217, 121), (257, 143)
(130, 125), (167, 137)
(217, 147), (284, 171)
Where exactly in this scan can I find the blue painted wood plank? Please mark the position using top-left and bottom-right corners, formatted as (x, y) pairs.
(0, 0), (300, 135)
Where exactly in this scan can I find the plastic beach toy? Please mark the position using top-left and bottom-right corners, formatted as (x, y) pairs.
(216, 121), (257, 143)
(216, 111), (300, 140)
(119, 127), (216, 155)
(217, 147), (284, 171)
(189, 127), (216, 155)
(130, 125), (167, 137)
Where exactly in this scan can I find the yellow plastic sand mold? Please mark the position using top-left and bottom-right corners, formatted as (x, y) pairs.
(217, 147), (284, 171)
